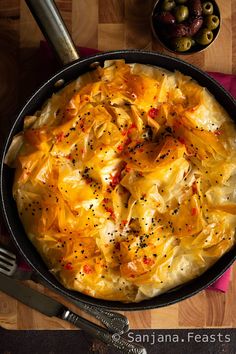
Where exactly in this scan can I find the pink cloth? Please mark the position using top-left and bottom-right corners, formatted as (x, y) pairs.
(18, 260), (32, 272)
(208, 71), (236, 98)
(30, 42), (234, 292)
(208, 268), (232, 292)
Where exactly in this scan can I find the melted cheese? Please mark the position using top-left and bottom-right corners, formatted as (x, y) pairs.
(6, 60), (236, 302)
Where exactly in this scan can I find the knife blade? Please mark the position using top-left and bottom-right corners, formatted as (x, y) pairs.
(0, 273), (146, 354)
(13, 268), (129, 334)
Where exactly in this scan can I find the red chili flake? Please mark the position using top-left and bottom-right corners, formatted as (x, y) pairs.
(110, 170), (122, 189)
(65, 263), (73, 270)
(56, 132), (64, 142)
(125, 136), (132, 145)
(67, 154), (72, 160)
(127, 123), (136, 135)
(115, 242), (120, 250)
(153, 96), (157, 100)
(121, 220), (128, 226)
(178, 137), (186, 145)
(80, 148), (84, 154)
(143, 256), (152, 265)
(191, 207), (198, 216)
(214, 130), (222, 136)
(109, 162), (126, 189)
(117, 144), (124, 152)
(148, 108), (159, 119)
(122, 123), (136, 136)
(103, 198), (109, 204)
(83, 264), (93, 274)
(192, 182), (198, 194)
(105, 206), (116, 221)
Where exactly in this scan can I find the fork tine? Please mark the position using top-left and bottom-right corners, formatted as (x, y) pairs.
(0, 263), (14, 276)
(0, 247), (16, 261)
(0, 262), (17, 276)
(0, 247), (17, 276)
(0, 268), (10, 276)
(0, 254), (16, 266)
(0, 266), (13, 277)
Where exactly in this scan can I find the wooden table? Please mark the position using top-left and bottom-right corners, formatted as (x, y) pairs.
(0, 0), (235, 331)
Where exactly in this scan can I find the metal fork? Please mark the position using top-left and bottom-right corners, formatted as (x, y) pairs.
(0, 245), (129, 334)
(0, 246), (17, 276)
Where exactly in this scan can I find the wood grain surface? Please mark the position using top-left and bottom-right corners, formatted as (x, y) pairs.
(0, 0), (235, 330)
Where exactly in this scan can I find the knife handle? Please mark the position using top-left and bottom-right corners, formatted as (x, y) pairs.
(76, 302), (129, 334)
(61, 309), (146, 354)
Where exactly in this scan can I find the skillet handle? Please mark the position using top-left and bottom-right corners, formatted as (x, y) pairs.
(25, 0), (79, 65)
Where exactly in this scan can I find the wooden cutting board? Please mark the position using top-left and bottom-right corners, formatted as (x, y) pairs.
(0, 0), (235, 330)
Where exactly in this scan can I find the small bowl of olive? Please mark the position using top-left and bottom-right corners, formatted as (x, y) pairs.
(151, 0), (221, 54)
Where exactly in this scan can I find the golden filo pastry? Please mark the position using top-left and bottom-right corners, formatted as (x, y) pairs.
(5, 60), (236, 302)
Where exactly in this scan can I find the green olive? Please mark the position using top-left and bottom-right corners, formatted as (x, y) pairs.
(202, 2), (214, 15)
(204, 15), (220, 30)
(176, 0), (187, 3)
(196, 28), (214, 45)
(174, 5), (189, 23)
(172, 37), (192, 52)
(191, 38), (196, 47)
(161, 0), (176, 12)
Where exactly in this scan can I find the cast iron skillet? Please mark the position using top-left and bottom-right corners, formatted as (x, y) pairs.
(0, 0), (235, 311)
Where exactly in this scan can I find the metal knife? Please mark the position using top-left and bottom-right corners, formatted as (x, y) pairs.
(14, 269), (129, 334)
(0, 244), (128, 334)
(0, 273), (146, 354)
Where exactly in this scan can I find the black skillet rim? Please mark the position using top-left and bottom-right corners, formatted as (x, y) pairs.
(1, 49), (236, 310)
